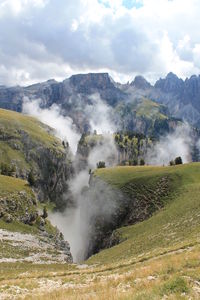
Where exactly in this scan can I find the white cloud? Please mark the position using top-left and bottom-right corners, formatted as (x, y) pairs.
(86, 94), (116, 134)
(22, 98), (81, 154)
(147, 123), (192, 165)
(0, 0), (200, 85)
(0, 0), (46, 17)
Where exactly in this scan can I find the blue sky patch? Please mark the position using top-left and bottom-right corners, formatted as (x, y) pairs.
(123, 0), (143, 9)
(98, 0), (143, 10)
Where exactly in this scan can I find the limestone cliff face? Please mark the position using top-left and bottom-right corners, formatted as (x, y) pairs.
(22, 136), (73, 208)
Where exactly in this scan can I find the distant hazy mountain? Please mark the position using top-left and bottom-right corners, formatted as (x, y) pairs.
(153, 72), (200, 127)
(1, 72), (200, 134)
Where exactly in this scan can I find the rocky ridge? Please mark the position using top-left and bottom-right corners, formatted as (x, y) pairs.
(1, 71), (200, 131)
(0, 72), (187, 136)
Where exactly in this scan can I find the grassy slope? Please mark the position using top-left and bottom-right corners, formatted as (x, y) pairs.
(0, 174), (31, 196)
(0, 108), (61, 148)
(1, 164), (200, 299)
(88, 164), (200, 264)
(115, 97), (167, 121)
(136, 98), (167, 120)
(0, 108), (63, 166)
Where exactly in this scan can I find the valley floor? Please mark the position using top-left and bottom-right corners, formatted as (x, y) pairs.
(0, 243), (199, 299)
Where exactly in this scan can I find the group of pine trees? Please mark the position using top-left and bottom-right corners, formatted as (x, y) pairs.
(169, 156), (183, 166)
(114, 132), (150, 166)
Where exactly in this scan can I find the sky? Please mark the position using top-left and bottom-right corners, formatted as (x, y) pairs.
(0, 0), (200, 86)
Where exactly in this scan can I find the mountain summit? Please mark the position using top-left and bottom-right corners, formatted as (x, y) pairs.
(155, 72), (184, 94)
(131, 75), (152, 90)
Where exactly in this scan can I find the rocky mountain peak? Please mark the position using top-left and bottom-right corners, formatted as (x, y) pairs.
(154, 72), (184, 94)
(46, 79), (57, 84)
(131, 75), (151, 90)
(166, 72), (179, 79)
(69, 72), (114, 93)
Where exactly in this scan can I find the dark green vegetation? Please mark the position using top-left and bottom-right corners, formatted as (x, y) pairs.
(174, 156), (183, 165)
(113, 97), (175, 136)
(0, 108), (72, 205)
(96, 161), (106, 168)
(169, 156), (183, 166)
(27, 170), (35, 186)
(77, 132), (152, 168)
(0, 162), (16, 176)
(114, 132), (151, 165)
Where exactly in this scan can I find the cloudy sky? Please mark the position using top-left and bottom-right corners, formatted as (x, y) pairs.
(0, 0), (200, 86)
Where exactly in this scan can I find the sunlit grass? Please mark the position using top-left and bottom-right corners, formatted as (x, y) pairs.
(89, 163), (200, 264)
(0, 174), (30, 196)
(0, 108), (62, 149)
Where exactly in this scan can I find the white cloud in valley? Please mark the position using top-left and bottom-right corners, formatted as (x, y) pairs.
(22, 98), (80, 154)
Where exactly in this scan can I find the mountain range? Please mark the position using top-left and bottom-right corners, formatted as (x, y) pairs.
(1, 72), (200, 134)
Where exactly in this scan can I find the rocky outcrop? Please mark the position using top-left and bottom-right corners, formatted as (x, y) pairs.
(0, 191), (37, 224)
(0, 190), (73, 263)
(70, 73), (114, 92)
(0, 228), (72, 264)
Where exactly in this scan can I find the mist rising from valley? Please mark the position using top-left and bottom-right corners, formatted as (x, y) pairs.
(147, 123), (193, 165)
(22, 95), (199, 262)
(23, 97), (80, 155)
(23, 95), (119, 262)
